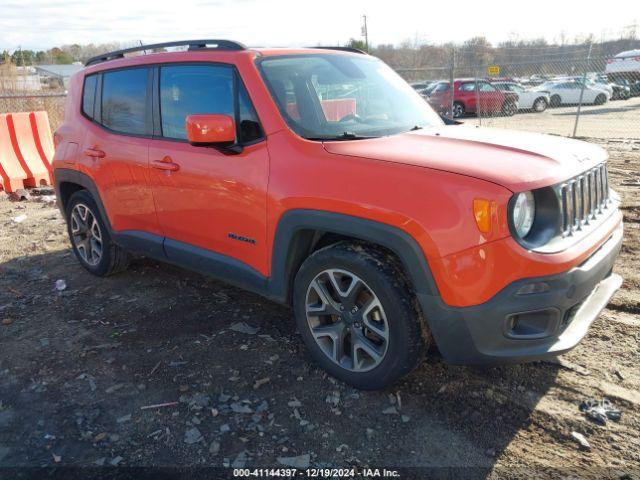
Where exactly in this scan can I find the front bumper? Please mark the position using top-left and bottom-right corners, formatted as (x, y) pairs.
(418, 224), (623, 365)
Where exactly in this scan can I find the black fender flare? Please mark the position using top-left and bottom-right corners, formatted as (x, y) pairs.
(267, 209), (441, 304)
(54, 168), (113, 232)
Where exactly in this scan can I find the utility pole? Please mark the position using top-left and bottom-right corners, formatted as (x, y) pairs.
(361, 15), (369, 52)
(573, 42), (592, 138)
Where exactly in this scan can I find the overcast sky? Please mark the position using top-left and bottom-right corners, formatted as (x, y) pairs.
(1, 0), (638, 51)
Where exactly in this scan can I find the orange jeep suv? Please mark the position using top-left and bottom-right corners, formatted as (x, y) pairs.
(53, 40), (623, 389)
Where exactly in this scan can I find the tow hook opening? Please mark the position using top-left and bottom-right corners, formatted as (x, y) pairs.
(505, 308), (560, 340)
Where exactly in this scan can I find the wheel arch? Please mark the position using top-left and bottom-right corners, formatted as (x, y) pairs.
(54, 168), (112, 232)
(268, 210), (441, 306)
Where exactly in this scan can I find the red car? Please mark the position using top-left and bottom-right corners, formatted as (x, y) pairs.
(428, 78), (518, 118)
(53, 41), (622, 389)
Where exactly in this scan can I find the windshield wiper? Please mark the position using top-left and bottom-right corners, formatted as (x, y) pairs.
(409, 125), (423, 131)
(305, 132), (378, 141)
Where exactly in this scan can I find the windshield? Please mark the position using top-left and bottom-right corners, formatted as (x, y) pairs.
(257, 54), (443, 140)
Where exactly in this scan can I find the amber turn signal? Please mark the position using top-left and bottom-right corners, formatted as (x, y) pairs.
(473, 198), (492, 233)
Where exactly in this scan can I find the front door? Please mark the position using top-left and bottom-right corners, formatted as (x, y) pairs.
(148, 64), (269, 276)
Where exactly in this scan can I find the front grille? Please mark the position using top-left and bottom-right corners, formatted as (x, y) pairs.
(558, 163), (610, 236)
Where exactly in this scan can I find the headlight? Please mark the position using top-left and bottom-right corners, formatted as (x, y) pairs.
(512, 191), (535, 238)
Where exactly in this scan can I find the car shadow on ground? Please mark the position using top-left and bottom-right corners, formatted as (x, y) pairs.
(0, 250), (560, 474)
(551, 103), (639, 116)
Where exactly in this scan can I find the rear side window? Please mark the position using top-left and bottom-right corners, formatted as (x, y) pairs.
(160, 65), (234, 140)
(82, 74), (98, 120)
(101, 68), (149, 135)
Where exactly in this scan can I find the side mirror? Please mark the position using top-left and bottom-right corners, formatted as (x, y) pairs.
(185, 114), (236, 146)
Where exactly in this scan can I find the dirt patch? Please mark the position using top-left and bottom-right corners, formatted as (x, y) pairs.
(0, 140), (639, 478)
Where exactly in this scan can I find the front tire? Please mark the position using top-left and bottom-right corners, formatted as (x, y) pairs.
(293, 242), (427, 390)
(66, 190), (130, 276)
(594, 93), (607, 105)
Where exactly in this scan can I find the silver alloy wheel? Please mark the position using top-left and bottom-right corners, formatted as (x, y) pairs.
(305, 269), (389, 372)
(70, 203), (103, 266)
(534, 98), (546, 112)
(452, 103), (464, 118)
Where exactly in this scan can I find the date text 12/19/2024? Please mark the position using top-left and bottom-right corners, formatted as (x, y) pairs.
(233, 468), (401, 477)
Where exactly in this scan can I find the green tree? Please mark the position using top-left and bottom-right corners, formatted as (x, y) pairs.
(347, 38), (368, 52)
(11, 49), (36, 66)
(48, 47), (73, 64)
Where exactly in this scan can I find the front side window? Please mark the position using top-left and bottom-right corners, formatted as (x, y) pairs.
(459, 82), (476, 92)
(258, 54), (443, 140)
(160, 65), (234, 140)
(159, 65), (263, 143)
(101, 68), (149, 135)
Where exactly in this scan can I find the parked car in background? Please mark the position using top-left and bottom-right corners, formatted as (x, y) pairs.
(415, 81), (440, 98)
(428, 79), (518, 118)
(535, 81), (610, 107)
(605, 49), (640, 83)
(609, 82), (631, 100)
(617, 79), (640, 97)
(587, 77), (629, 100)
(411, 81), (437, 96)
(491, 81), (550, 112)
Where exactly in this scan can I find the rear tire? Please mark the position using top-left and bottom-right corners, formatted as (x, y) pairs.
(502, 101), (517, 116)
(549, 95), (561, 108)
(533, 97), (548, 112)
(293, 242), (427, 390)
(452, 102), (465, 118)
(66, 190), (130, 277)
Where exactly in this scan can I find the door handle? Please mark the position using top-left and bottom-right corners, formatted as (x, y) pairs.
(151, 157), (180, 172)
(84, 147), (106, 158)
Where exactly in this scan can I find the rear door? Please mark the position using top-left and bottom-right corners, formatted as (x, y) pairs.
(478, 81), (503, 113)
(80, 67), (159, 235)
(555, 82), (576, 104)
(148, 63), (270, 275)
(457, 82), (477, 112)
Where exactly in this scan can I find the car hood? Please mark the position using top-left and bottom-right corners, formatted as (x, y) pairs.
(322, 125), (608, 192)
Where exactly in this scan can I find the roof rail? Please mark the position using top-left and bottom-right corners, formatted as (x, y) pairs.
(85, 39), (247, 66)
(309, 46), (368, 55)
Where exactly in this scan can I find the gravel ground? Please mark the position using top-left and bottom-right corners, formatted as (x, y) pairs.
(0, 138), (639, 479)
(463, 96), (640, 139)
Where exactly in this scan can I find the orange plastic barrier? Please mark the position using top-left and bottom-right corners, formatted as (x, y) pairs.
(0, 114), (28, 193)
(0, 111), (54, 192)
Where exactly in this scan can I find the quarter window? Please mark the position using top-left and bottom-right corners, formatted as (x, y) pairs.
(238, 81), (263, 143)
(101, 68), (149, 135)
(82, 74), (97, 120)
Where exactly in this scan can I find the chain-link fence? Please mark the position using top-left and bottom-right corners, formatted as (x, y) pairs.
(0, 50), (639, 139)
(0, 93), (66, 130)
(396, 51), (640, 140)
